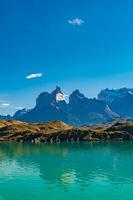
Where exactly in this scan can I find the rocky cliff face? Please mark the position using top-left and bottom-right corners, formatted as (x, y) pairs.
(68, 89), (117, 125)
(14, 87), (68, 123)
(13, 87), (117, 126)
(98, 88), (133, 117)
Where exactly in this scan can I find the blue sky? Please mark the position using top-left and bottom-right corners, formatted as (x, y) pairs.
(0, 0), (132, 115)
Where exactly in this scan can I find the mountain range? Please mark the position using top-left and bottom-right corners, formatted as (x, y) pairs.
(1, 87), (133, 126)
(98, 88), (133, 117)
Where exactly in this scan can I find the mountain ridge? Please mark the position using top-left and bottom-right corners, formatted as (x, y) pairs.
(1, 87), (133, 126)
(12, 87), (117, 126)
(98, 88), (133, 117)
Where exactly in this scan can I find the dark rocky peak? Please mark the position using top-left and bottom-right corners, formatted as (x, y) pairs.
(113, 88), (133, 97)
(69, 90), (86, 104)
(119, 88), (133, 94)
(35, 87), (67, 110)
(11, 87), (119, 125)
(51, 86), (62, 96)
(36, 92), (50, 109)
(50, 86), (65, 102)
(70, 89), (84, 97)
(98, 88), (133, 117)
(98, 88), (133, 103)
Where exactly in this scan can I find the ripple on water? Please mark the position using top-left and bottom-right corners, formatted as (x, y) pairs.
(0, 142), (133, 200)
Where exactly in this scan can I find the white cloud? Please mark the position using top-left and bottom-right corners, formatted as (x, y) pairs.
(15, 106), (24, 109)
(0, 103), (24, 110)
(13, 106), (24, 110)
(1, 103), (10, 107)
(26, 73), (43, 79)
(68, 18), (84, 26)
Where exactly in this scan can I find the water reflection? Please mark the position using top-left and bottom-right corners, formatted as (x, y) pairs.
(0, 142), (133, 187)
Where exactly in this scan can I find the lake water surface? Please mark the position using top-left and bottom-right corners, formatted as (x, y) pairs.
(0, 142), (133, 200)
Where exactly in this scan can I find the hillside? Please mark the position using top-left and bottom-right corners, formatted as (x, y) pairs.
(0, 120), (133, 142)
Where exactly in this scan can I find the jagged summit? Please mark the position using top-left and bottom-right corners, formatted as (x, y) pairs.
(69, 90), (86, 106)
(70, 89), (85, 99)
(98, 88), (133, 103)
(4, 87), (133, 126)
(51, 86), (62, 99)
(98, 88), (133, 117)
(35, 87), (66, 109)
(53, 86), (62, 93)
(10, 87), (117, 126)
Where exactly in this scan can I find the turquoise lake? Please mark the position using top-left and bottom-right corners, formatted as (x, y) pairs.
(0, 142), (133, 200)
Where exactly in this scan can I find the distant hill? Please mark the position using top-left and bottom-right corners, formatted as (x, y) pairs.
(0, 115), (12, 120)
(12, 87), (117, 126)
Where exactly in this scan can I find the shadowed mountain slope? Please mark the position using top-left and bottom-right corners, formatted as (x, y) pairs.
(12, 87), (117, 126)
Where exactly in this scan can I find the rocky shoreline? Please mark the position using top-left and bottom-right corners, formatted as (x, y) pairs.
(0, 120), (133, 143)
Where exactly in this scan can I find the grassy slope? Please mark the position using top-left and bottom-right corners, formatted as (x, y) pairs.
(0, 120), (133, 142)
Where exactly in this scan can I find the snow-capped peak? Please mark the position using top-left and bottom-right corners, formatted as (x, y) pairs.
(128, 91), (133, 95)
(56, 92), (68, 102)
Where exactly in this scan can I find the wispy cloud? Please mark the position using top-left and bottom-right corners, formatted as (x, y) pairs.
(26, 73), (43, 79)
(0, 102), (24, 110)
(68, 18), (84, 26)
(15, 106), (24, 109)
(1, 103), (10, 107)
